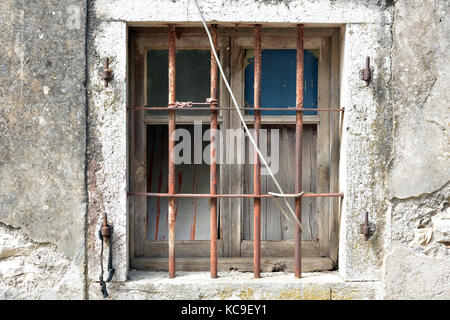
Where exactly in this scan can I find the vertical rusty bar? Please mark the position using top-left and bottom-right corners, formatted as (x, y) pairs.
(295, 24), (304, 278)
(168, 24), (177, 279)
(210, 24), (219, 279)
(253, 24), (262, 279)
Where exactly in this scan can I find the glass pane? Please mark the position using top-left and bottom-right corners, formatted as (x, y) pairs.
(146, 49), (214, 117)
(244, 49), (318, 116)
(146, 124), (216, 241)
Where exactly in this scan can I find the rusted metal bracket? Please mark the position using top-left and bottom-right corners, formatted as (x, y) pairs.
(101, 58), (112, 87)
(360, 56), (372, 86)
(174, 101), (193, 108)
(98, 211), (115, 298)
(206, 97), (218, 105)
(360, 212), (375, 240)
(101, 224), (110, 238)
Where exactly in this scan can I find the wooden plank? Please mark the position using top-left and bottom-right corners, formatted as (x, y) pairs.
(130, 27), (339, 39)
(128, 34), (137, 260)
(241, 240), (319, 257)
(282, 125), (318, 240)
(317, 37), (331, 257)
(329, 31), (341, 266)
(144, 240), (223, 258)
(310, 128), (318, 241)
(243, 126), (318, 241)
(133, 36), (148, 257)
(136, 34), (228, 50)
(261, 127), (269, 241)
(242, 132), (254, 241)
(228, 39), (245, 257)
(265, 125), (290, 241)
(235, 36), (321, 50)
(131, 256), (334, 273)
(298, 125), (313, 240)
(219, 37), (231, 258)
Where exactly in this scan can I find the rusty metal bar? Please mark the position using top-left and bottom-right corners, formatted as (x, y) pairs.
(128, 106), (344, 111)
(253, 25), (262, 278)
(295, 24), (304, 279)
(209, 24), (219, 279)
(128, 192), (344, 198)
(168, 24), (177, 279)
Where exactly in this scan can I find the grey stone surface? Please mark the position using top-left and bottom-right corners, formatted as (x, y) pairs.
(388, 0), (450, 199)
(86, 18), (128, 282)
(0, 0), (449, 300)
(88, 270), (379, 300)
(92, 0), (393, 25)
(433, 205), (450, 245)
(0, 0), (87, 298)
(388, 183), (450, 259)
(382, 246), (450, 299)
(0, 223), (83, 299)
(380, 0), (450, 299)
(338, 22), (392, 281)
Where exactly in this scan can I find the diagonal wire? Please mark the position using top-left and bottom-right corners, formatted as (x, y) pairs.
(193, 0), (304, 232)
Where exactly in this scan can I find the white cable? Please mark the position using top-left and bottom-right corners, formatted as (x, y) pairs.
(268, 192), (305, 198)
(193, 0), (303, 231)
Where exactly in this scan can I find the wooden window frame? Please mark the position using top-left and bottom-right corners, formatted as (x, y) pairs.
(129, 26), (341, 272)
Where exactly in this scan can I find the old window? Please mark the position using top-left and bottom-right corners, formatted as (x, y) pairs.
(128, 26), (342, 275)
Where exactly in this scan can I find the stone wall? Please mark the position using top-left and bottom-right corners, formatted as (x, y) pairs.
(0, 0), (448, 300)
(0, 0), (87, 299)
(382, 0), (450, 299)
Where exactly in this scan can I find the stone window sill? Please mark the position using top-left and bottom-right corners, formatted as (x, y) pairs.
(103, 270), (380, 300)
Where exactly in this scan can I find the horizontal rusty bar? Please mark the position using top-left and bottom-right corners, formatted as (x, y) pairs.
(127, 107), (344, 111)
(128, 192), (344, 198)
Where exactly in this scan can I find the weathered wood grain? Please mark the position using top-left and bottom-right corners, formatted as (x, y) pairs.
(240, 240), (319, 257)
(131, 256), (333, 272)
(144, 240), (223, 258)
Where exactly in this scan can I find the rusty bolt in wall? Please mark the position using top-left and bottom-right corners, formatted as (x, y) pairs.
(360, 56), (372, 86)
(360, 212), (375, 240)
(101, 58), (112, 87)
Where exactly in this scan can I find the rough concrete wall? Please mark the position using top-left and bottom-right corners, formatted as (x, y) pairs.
(96, 271), (380, 300)
(0, 1), (87, 299)
(85, 14), (128, 285)
(382, 0), (450, 299)
(1, 0), (449, 300)
(92, 0), (392, 24)
(338, 22), (392, 281)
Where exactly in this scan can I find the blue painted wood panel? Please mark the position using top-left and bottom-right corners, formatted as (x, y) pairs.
(244, 49), (318, 115)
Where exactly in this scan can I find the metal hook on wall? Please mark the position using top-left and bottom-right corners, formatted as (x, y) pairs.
(360, 56), (372, 86)
(101, 58), (112, 87)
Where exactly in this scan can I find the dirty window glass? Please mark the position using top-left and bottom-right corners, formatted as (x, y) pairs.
(244, 49), (318, 116)
(146, 124), (214, 241)
(146, 49), (213, 116)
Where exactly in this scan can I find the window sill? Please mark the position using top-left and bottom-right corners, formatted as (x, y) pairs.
(106, 270), (379, 300)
